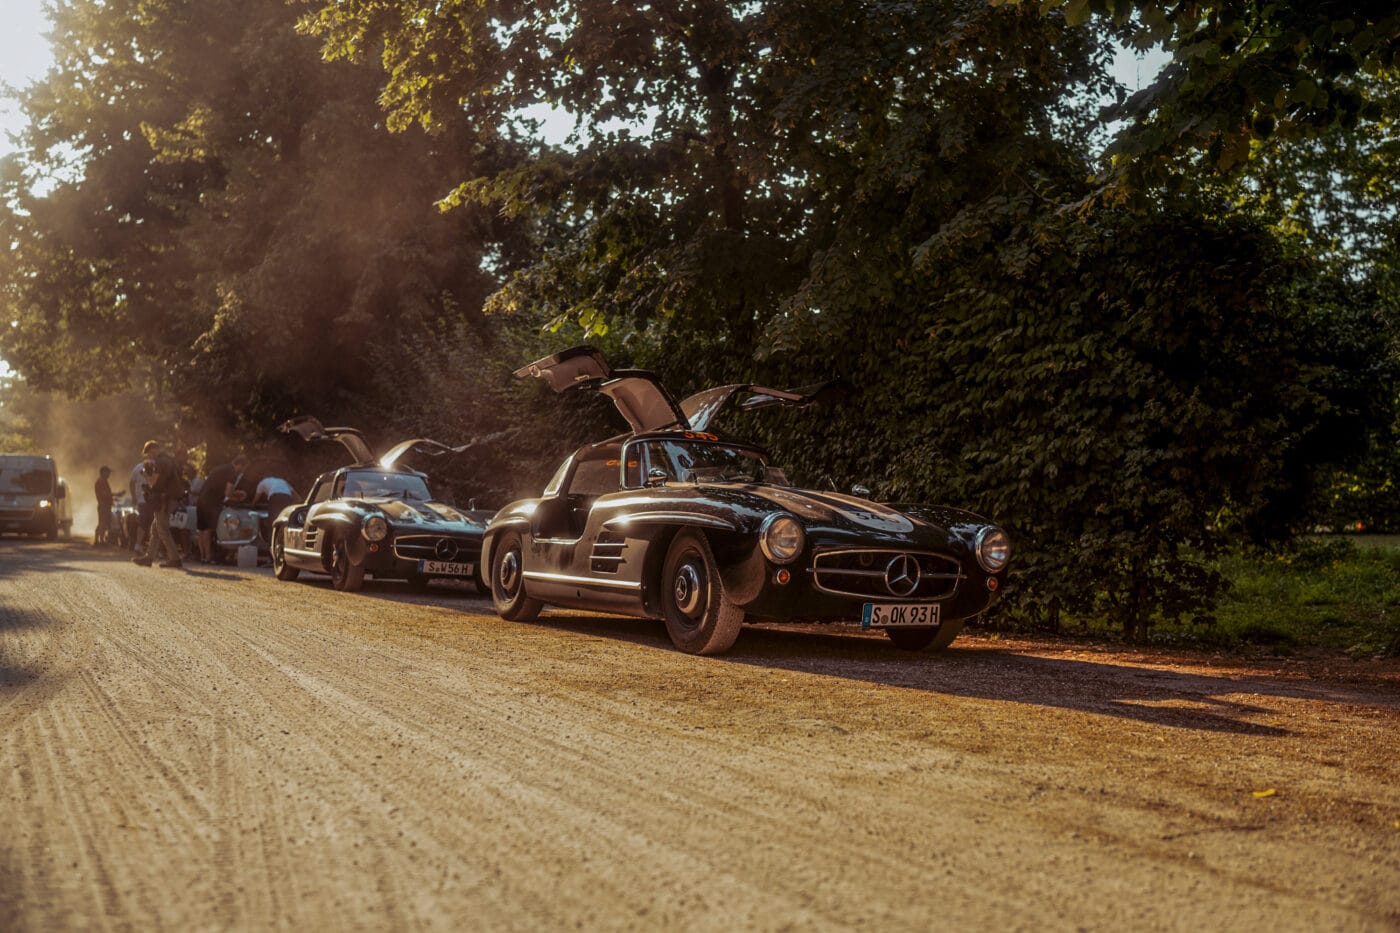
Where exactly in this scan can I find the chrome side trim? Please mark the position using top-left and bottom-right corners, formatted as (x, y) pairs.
(603, 512), (736, 531)
(522, 570), (642, 590)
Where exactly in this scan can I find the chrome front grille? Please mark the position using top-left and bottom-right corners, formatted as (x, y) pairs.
(392, 534), (481, 563)
(809, 549), (964, 600)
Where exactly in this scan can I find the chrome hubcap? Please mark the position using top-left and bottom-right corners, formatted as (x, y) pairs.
(500, 550), (521, 594)
(673, 563), (703, 618)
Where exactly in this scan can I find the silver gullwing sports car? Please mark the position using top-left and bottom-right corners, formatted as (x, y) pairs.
(484, 346), (1011, 655)
(272, 417), (494, 592)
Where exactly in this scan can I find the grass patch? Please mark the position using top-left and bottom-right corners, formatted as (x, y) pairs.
(1209, 536), (1400, 656)
(1019, 536), (1400, 656)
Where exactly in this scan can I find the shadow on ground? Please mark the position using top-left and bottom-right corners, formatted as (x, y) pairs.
(524, 612), (1400, 736)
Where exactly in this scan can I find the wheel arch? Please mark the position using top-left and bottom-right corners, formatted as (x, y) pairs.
(638, 522), (754, 618)
(481, 516), (532, 580)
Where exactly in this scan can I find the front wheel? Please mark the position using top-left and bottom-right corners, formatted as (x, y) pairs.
(490, 531), (541, 621)
(884, 617), (965, 651)
(330, 537), (364, 592)
(272, 526), (300, 581)
(660, 530), (744, 655)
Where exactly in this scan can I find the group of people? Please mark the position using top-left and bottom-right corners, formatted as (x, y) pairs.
(92, 441), (298, 568)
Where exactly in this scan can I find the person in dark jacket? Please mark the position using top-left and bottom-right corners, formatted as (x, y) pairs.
(92, 466), (122, 547)
(197, 454), (246, 563)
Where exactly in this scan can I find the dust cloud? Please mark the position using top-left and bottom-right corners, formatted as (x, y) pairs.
(2, 387), (189, 536)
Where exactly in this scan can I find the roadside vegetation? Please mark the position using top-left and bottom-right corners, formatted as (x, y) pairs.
(987, 536), (1400, 658)
(1213, 537), (1400, 657)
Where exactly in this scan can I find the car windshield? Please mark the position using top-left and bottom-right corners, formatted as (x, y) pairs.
(343, 471), (433, 501)
(647, 441), (785, 486)
(0, 459), (55, 495)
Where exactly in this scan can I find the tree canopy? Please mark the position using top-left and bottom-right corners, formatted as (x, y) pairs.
(0, 0), (524, 435)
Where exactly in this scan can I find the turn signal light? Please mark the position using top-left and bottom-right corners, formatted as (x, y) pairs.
(774, 568), (791, 585)
(987, 577), (998, 591)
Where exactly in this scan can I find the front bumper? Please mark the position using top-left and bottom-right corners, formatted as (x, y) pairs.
(361, 531), (484, 580)
(723, 543), (1003, 624)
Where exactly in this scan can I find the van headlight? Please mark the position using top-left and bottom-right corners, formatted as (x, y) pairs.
(976, 527), (1010, 573)
(759, 514), (805, 564)
(362, 515), (389, 542)
(38, 499), (52, 509)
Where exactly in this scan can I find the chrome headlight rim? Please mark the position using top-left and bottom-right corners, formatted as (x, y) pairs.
(362, 514), (389, 542)
(220, 511), (252, 536)
(976, 526), (1010, 574)
(759, 513), (805, 565)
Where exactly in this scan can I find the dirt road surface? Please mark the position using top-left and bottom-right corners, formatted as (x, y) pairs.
(1, 540), (1397, 931)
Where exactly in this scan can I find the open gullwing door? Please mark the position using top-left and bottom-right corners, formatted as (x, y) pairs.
(515, 345), (688, 434)
(278, 415), (376, 464)
(679, 380), (848, 434)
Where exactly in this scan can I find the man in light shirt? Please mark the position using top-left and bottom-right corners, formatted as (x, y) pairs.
(250, 474), (297, 544)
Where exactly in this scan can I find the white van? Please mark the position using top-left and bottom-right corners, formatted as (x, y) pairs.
(56, 477), (74, 536)
(0, 454), (66, 539)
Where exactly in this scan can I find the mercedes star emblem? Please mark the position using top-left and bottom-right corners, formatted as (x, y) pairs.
(884, 553), (921, 597)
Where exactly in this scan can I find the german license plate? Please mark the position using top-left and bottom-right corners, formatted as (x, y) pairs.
(862, 602), (941, 628)
(418, 560), (474, 576)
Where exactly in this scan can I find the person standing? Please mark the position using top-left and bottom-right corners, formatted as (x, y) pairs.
(92, 466), (121, 546)
(197, 454), (246, 563)
(129, 458), (150, 555)
(132, 440), (183, 569)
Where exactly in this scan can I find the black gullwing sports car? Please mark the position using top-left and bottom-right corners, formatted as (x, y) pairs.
(484, 346), (1011, 655)
(271, 416), (494, 592)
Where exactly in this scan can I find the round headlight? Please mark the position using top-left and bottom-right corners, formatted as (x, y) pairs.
(976, 527), (1010, 573)
(362, 515), (389, 542)
(759, 514), (805, 564)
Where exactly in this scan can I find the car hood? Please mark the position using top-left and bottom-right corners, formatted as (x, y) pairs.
(735, 486), (989, 538)
(613, 483), (992, 545)
(359, 498), (485, 530)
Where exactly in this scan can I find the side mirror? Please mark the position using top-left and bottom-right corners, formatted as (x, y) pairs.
(646, 468), (668, 487)
(851, 484), (872, 499)
(56, 484), (67, 499)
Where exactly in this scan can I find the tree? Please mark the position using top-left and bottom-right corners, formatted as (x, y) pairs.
(301, 0), (1114, 353)
(0, 0), (524, 438)
(1001, 0), (1400, 186)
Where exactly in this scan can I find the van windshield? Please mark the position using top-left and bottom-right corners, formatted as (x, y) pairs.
(0, 459), (55, 495)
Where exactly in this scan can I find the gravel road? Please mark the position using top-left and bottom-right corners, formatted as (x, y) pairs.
(1, 539), (1396, 931)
